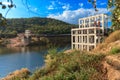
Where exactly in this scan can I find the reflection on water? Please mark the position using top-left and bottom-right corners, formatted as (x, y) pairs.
(0, 46), (48, 55)
(0, 45), (70, 78)
(0, 46), (46, 78)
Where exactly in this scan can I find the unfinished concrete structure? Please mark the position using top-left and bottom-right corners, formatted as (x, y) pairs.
(71, 14), (108, 51)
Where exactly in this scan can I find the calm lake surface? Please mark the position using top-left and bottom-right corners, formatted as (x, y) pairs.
(0, 45), (70, 78)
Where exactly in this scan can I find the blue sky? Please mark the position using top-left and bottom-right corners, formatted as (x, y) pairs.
(0, 0), (110, 25)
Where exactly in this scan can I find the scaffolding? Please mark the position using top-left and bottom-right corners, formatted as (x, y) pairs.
(71, 14), (108, 51)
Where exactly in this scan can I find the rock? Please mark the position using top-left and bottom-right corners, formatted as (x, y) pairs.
(64, 49), (75, 54)
(102, 54), (120, 80)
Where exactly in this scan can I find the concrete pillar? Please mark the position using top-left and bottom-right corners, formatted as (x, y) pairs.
(78, 36), (79, 43)
(89, 18), (91, 27)
(81, 29), (83, 50)
(101, 14), (104, 35)
(94, 28), (96, 47)
(105, 15), (108, 33)
(84, 19), (85, 28)
(87, 45), (89, 51)
(71, 30), (73, 49)
(87, 29), (89, 51)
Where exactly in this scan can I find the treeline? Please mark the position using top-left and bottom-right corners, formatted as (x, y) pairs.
(0, 17), (77, 38)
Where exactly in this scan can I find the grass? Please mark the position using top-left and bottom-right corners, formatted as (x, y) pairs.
(105, 30), (120, 43)
(93, 30), (120, 54)
(28, 50), (106, 80)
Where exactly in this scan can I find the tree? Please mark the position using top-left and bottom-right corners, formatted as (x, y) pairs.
(0, 0), (15, 26)
(108, 0), (120, 30)
(0, 13), (6, 26)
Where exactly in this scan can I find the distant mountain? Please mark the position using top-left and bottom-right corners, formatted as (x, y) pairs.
(5, 17), (77, 34)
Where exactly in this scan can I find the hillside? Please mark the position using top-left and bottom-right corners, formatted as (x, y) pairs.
(0, 17), (77, 38)
(6, 17), (76, 34)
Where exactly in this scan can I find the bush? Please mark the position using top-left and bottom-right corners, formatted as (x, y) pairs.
(110, 47), (120, 54)
(47, 48), (57, 55)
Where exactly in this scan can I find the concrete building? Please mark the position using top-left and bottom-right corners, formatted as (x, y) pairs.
(25, 30), (31, 38)
(71, 14), (108, 51)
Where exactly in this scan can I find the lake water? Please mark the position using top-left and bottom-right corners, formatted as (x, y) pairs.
(0, 45), (70, 78)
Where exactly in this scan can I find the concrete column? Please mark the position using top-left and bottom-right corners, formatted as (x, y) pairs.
(89, 18), (91, 27)
(71, 30), (73, 49)
(87, 29), (89, 51)
(101, 14), (104, 35)
(75, 35), (78, 43)
(98, 36), (101, 43)
(105, 15), (108, 33)
(78, 36), (79, 43)
(84, 19), (85, 28)
(87, 45), (89, 51)
(94, 28), (96, 47)
(81, 29), (83, 50)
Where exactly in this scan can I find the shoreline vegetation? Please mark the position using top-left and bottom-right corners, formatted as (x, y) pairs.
(0, 35), (71, 47)
(0, 17), (75, 47)
(2, 30), (120, 80)
(0, 17), (77, 38)
(2, 49), (107, 80)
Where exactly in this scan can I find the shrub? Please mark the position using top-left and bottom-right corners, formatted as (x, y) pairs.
(110, 47), (120, 54)
(47, 48), (57, 55)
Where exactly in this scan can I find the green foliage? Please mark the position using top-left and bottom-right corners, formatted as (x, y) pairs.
(1, 17), (77, 37)
(0, 0), (16, 26)
(0, 13), (6, 26)
(0, 17), (77, 38)
(108, 0), (120, 30)
(28, 50), (105, 80)
(47, 48), (57, 55)
(110, 47), (120, 54)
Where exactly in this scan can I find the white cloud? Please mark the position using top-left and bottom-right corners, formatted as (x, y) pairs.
(47, 8), (109, 24)
(100, 2), (106, 5)
(48, 5), (54, 10)
(62, 4), (70, 10)
(47, 1), (71, 10)
(79, 3), (84, 8)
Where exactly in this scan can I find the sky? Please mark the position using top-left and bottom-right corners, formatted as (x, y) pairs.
(0, 0), (111, 25)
